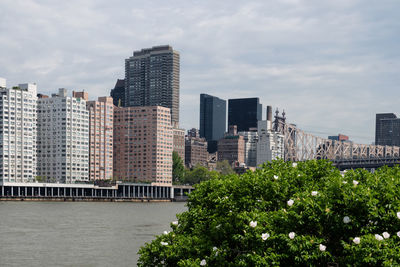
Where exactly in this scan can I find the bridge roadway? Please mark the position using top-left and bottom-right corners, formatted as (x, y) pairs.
(331, 157), (400, 171)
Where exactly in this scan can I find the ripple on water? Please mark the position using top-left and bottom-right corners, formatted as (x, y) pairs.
(0, 201), (187, 267)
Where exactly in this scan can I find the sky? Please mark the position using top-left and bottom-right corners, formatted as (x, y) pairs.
(1, 0), (399, 144)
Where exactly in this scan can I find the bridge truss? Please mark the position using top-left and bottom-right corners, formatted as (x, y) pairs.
(281, 123), (400, 168)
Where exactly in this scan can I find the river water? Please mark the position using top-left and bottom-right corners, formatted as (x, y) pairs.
(0, 201), (187, 266)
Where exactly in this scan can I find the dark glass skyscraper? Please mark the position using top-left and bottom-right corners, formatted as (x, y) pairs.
(228, 98), (262, 132)
(199, 94), (226, 153)
(375, 113), (400, 146)
(110, 79), (125, 107)
(125, 45), (180, 126)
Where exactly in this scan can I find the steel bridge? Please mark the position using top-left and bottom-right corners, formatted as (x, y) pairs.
(281, 123), (400, 170)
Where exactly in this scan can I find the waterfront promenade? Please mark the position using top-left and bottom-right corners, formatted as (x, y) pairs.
(0, 182), (193, 202)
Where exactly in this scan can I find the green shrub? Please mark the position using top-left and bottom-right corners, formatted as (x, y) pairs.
(138, 160), (400, 266)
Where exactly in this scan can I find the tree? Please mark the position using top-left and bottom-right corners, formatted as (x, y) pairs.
(138, 160), (400, 266)
(35, 176), (46, 182)
(216, 160), (235, 175)
(183, 165), (219, 185)
(172, 151), (185, 184)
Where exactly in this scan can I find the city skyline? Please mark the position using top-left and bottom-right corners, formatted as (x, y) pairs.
(1, 0), (400, 144)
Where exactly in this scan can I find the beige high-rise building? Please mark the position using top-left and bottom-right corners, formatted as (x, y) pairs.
(86, 96), (114, 180)
(73, 92), (114, 180)
(113, 106), (173, 185)
(173, 127), (185, 161)
(185, 128), (208, 168)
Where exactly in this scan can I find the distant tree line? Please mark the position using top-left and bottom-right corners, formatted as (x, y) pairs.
(172, 151), (236, 185)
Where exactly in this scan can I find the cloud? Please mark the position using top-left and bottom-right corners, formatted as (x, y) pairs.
(0, 0), (399, 144)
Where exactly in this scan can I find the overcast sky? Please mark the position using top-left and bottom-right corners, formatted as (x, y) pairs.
(1, 0), (399, 144)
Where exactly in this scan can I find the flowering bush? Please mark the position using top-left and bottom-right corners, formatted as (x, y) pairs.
(138, 160), (400, 266)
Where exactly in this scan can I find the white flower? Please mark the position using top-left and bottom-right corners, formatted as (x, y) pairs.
(274, 175), (279, 180)
(397, 211), (400, 219)
(297, 174), (301, 177)
(287, 199), (294, 206)
(383, 232), (390, 239)
(163, 231), (170, 235)
(397, 231), (400, 238)
(212, 247), (218, 256)
(342, 181), (347, 184)
(343, 216), (351, 224)
(353, 237), (360, 244)
(353, 180), (359, 186)
(261, 233), (270, 241)
(292, 163), (297, 167)
(200, 259), (207, 266)
(172, 221), (178, 226)
(319, 244), (326, 251)
(341, 173), (345, 177)
(311, 191), (318, 196)
(160, 241), (168, 246)
(216, 224), (221, 229)
(375, 234), (384, 241)
(249, 221), (257, 228)
(289, 232), (295, 239)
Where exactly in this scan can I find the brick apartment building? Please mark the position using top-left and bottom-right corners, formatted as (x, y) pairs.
(113, 106), (173, 185)
(218, 125), (245, 166)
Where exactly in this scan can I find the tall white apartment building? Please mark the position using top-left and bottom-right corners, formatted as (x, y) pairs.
(0, 78), (6, 88)
(0, 79), (37, 183)
(238, 130), (258, 167)
(256, 120), (284, 166)
(37, 89), (89, 183)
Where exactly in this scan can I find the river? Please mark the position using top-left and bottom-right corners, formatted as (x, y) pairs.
(0, 201), (187, 266)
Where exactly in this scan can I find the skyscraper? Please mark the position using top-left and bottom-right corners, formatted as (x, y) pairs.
(375, 113), (400, 146)
(199, 93), (226, 153)
(0, 81), (37, 183)
(110, 79), (125, 107)
(125, 45), (180, 126)
(228, 98), (262, 132)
